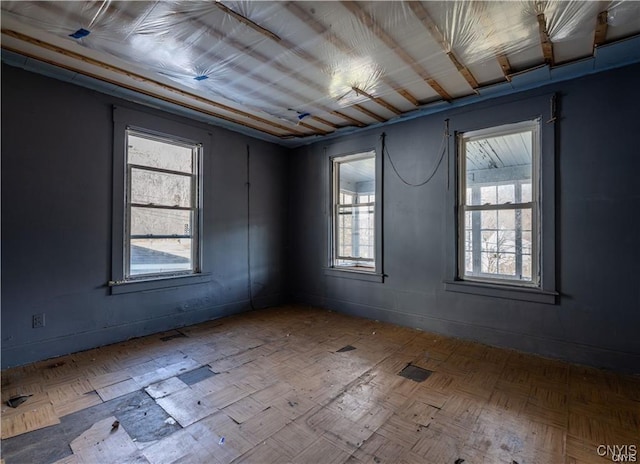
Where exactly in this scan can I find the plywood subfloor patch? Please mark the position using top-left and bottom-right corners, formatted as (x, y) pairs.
(1, 305), (639, 464)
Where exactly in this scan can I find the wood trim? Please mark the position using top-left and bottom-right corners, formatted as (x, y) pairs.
(341, 1), (452, 101)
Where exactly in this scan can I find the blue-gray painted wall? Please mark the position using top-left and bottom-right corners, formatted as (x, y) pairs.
(1, 64), (288, 368)
(288, 63), (640, 373)
(3, 62), (640, 373)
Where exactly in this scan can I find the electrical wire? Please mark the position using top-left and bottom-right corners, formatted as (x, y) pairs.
(382, 119), (449, 187)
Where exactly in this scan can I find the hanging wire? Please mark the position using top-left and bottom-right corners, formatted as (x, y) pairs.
(382, 119), (449, 187)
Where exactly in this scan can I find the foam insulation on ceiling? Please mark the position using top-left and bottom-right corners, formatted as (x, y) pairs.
(2, 1), (640, 139)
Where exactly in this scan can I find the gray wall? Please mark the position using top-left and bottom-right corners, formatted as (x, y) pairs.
(1, 64), (288, 368)
(288, 63), (640, 373)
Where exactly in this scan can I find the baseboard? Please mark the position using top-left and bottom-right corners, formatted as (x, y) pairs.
(290, 292), (640, 374)
(1, 296), (279, 369)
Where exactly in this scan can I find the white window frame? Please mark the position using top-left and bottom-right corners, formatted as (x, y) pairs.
(111, 106), (211, 294)
(330, 151), (377, 272)
(457, 120), (540, 287)
(124, 129), (202, 280)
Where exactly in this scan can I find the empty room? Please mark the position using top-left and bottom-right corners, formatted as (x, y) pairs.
(1, 1), (639, 463)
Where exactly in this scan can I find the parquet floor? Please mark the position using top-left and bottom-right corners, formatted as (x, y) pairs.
(1, 305), (638, 464)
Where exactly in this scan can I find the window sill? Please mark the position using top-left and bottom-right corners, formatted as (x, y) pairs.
(324, 267), (384, 283)
(109, 272), (211, 295)
(444, 279), (557, 304)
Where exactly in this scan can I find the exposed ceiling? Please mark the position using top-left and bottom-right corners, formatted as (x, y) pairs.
(2, 1), (640, 145)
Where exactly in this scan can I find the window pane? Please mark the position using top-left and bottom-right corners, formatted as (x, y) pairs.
(498, 231), (516, 253)
(497, 210), (515, 230)
(521, 182), (532, 203)
(335, 153), (375, 266)
(130, 238), (192, 275)
(131, 168), (191, 208)
(128, 133), (193, 173)
(480, 186), (496, 205)
(466, 131), (533, 206)
(131, 207), (192, 237)
(461, 123), (538, 284)
(337, 204), (374, 259)
(498, 184), (515, 204)
(522, 254), (532, 280)
(481, 210), (497, 229)
(498, 253), (516, 276)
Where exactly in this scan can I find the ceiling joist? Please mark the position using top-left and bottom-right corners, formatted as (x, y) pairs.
(353, 104), (386, 123)
(352, 87), (402, 115)
(340, 1), (452, 101)
(537, 13), (555, 66)
(496, 54), (513, 81)
(40, 2), (337, 135)
(284, 1), (421, 108)
(214, 1), (281, 42)
(594, 10), (609, 49)
(1, 30), (306, 138)
(406, 1), (479, 91)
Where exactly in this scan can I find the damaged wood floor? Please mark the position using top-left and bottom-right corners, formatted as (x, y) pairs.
(1, 305), (639, 464)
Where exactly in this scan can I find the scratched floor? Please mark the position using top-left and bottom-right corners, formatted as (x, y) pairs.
(2, 305), (639, 463)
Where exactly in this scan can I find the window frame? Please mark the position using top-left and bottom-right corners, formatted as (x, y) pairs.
(325, 147), (383, 282)
(331, 151), (377, 270)
(457, 120), (540, 287)
(123, 128), (202, 281)
(111, 106), (211, 294)
(443, 93), (557, 304)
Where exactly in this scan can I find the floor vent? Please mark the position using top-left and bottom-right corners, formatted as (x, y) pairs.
(398, 364), (433, 382)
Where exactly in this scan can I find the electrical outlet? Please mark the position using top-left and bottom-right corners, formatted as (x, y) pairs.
(32, 313), (45, 328)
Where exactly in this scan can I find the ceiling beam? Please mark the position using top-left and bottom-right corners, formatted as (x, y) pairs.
(42, 2), (346, 135)
(341, 0), (452, 101)
(352, 104), (387, 123)
(406, 1), (479, 91)
(352, 87), (402, 115)
(537, 13), (555, 66)
(496, 54), (513, 81)
(0, 40), (297, 139)
(213, 1), (281, 42)
(332, 111), (367, 128)
(594, 10), (609, 50)
(1, 30), (308, 138)
(284, 1), (420, 107)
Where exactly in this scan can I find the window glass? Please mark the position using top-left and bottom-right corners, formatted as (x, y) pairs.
(333, 152), (375, 269)
(460, 122), (538, 285)
(126, 130), (200, 279)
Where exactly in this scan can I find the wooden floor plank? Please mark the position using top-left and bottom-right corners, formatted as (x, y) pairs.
(1, 305), (638, 464)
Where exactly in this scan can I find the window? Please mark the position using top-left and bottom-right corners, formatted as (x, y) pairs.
(458, 120), (539, 286)
(331, 151), (376, 270)
(124, 129), (201, 280)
